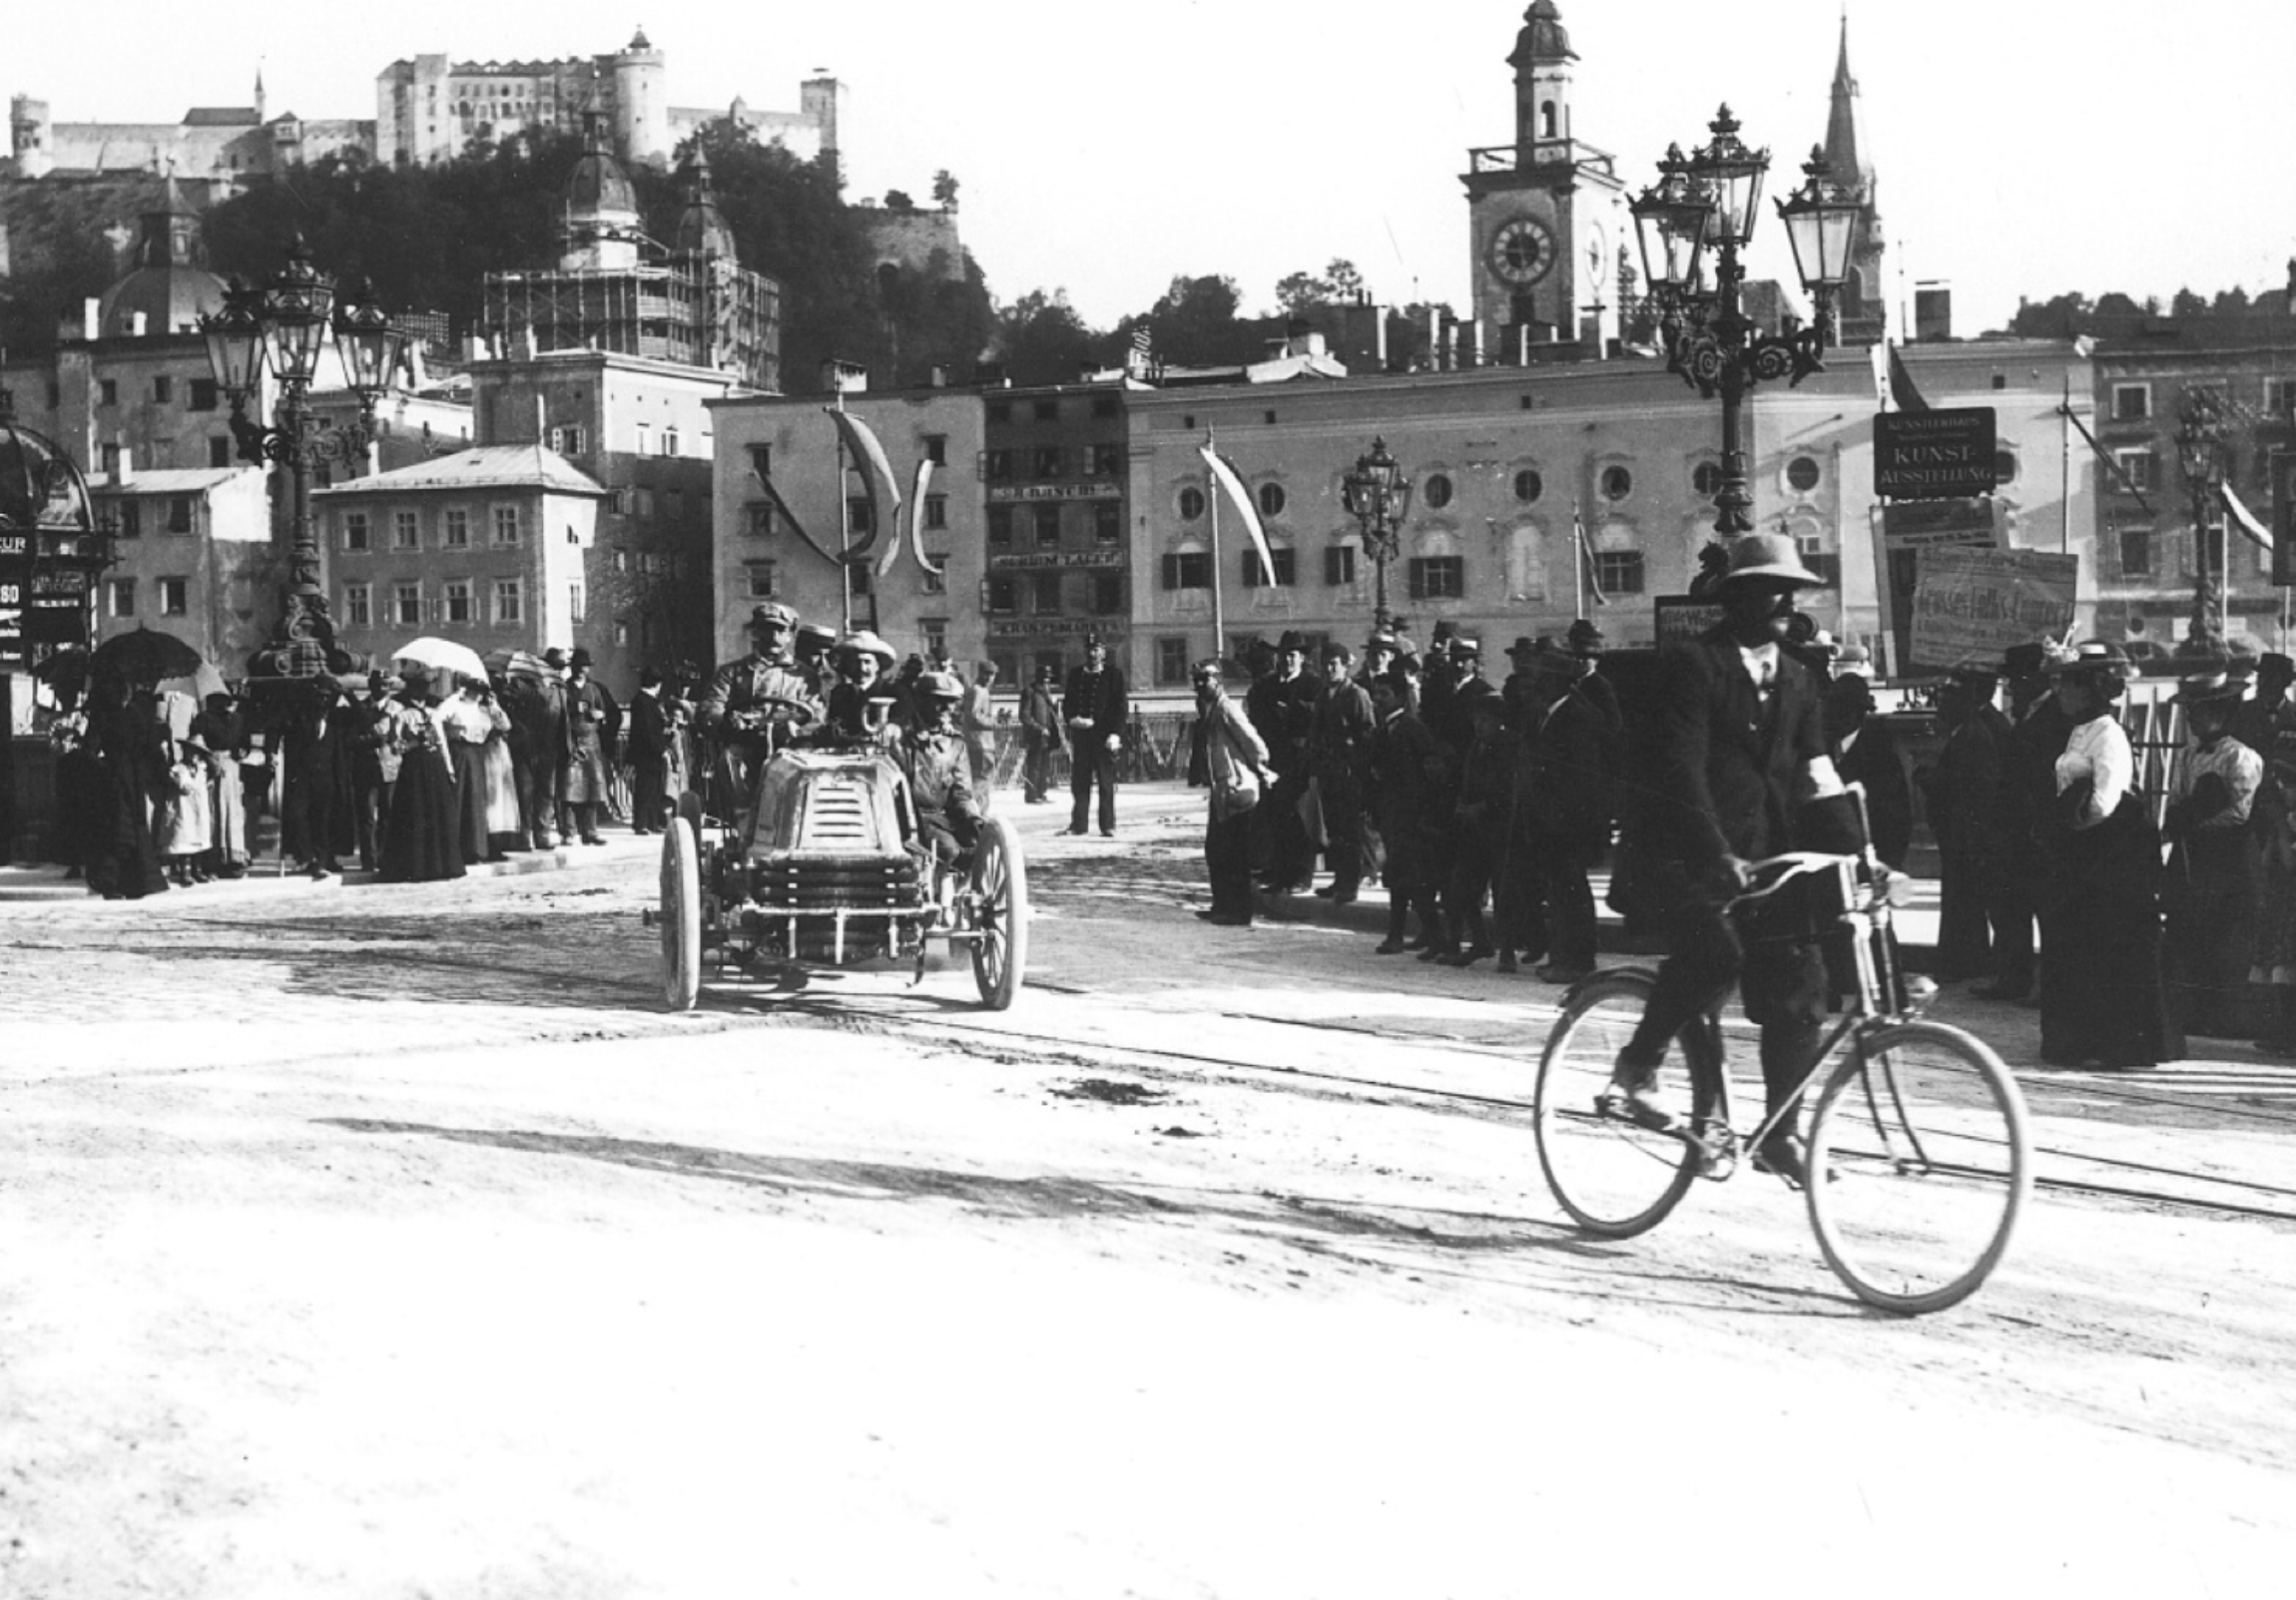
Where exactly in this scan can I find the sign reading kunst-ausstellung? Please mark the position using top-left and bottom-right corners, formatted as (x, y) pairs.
(1909, 547), (2078, 672)
(1874, 408), (1998, 500)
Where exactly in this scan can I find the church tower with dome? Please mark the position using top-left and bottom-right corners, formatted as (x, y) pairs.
(1459, 2), (1628, 358)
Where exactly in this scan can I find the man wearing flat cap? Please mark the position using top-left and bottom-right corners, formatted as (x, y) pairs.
(1607, 532), (1856, 1188)
(701, 602), (822, 812)
(900, 670), (985, 862)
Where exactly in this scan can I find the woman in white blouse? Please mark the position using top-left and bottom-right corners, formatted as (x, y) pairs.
(2161, 672), (2266, 1037)
(2037, 642), (2182, 1069)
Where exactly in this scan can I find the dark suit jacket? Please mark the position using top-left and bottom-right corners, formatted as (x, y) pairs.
(1836, 714), (1913, 868)
(1061, 665), (1128, 748)
(627, 690), (673, 765)
(1517, 689), (1614, 853)
(1633, 627), (1827, 880)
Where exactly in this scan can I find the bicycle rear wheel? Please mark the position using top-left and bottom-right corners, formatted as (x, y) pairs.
(1806, 1021), (2031, 1315)
(1533, 971), (1712, 1239)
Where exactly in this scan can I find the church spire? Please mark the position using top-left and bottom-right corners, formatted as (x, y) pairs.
(1823, 14), (1873, 195)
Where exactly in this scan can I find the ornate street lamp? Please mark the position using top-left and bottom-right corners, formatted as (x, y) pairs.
(2173, 384), (2231, 657)
(1341, 435), (1414, 635)
(1631, 109), (1863, 540)
(201, 235), (406, 696)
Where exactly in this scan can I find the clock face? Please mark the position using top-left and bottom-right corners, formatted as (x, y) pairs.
(1487, 216), (1557, 286)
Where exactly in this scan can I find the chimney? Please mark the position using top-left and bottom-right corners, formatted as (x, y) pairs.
(534, 393), (547, 444)
(131, 310), (148, 337)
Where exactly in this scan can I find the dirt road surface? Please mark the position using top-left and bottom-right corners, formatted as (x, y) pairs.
(3, 786), (2291, 1598)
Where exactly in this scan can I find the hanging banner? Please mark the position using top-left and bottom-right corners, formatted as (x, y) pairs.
(1908, 547), (2078, 673)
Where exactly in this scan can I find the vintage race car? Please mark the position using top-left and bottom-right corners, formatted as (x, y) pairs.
(654, 703), (1026, 1011)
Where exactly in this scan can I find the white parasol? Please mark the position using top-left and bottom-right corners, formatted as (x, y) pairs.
(393, 636), (488, 684)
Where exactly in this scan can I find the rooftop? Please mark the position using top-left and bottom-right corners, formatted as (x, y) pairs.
(312, 442), (606, 499)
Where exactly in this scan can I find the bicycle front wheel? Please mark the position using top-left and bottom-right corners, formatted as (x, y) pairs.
(1533, 971), (1711, 1239)
(1806, 1021), (2031, 1315)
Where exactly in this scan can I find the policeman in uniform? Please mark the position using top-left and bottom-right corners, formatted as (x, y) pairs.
(900, 670), (985, 863)
(699, 603), (822, 812)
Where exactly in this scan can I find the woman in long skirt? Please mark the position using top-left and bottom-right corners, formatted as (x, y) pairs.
(2161, 672), (2265, 1038)
(190, 694), (250, 877)
(378, 670), (464, 883)
(2037, 642), (2182, 1069)
(82, 675), (170, 900)
(479, 698), (524, 856)
(442, 676), (513, 864)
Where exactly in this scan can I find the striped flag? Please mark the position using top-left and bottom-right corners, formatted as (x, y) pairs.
(880, 457), (941, 579)
(1576, 509), (1609, 608)
(1198, 442), (1279, 586)
(2224, 482), (2274, 553)
(829, 407), (902, 561)
(1886, 342), (1930, 413)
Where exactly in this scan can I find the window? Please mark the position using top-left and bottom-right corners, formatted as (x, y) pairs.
(1156, 637), (1191, 686)
(1258, 482), (1287, 519)
(633, 486), (657, 518)
(1031, 446), (1063, 480)
(922, 560), (947, 596)
(984, 449), (1014, 480)
(986, 575), (1018, 614)
(922, 433), (947, 466)
(444, 579), (473, 624)
(662, 428), (679, 457)
(1089, 442), (1123, 477)
(2111, 383), (2151, 422)
(1995, 449), (2019, 486)
(392, 510), (419, 549)
(100, 443), (118, 474)
(549, 424), (586, 455)
(987, 505), (1014, 545)
(745, 562), (777, 599)
(1424, 473), (1454, 510)
(344, 584), (371, 627)
(1178, 486), (1206, 521)
(158, 577), (188, 616)
(1513, 468), (1544, 503)
(115, 500), (141, 538)
(1407, 556), (1464, 600)
(924, 494), (948, 530)
(748, 443), (773, 480)
(440, 508), (467, 548)
(2113, 450), (2157, 493)
(1034, 504), (1062, 547)
(99, 379), (118, 406)
(394, 583), (421, 626)
(1160, 551), (1212, 590)
(1093, 393), (1120, 419)
(1595, 550), (1647, 595)
(850, 497), (875, 536)
(850, 565), (872, 599)
(1094, 501), (1121, 544)
(746, 502), (776, 537)
(986, 400), (1012, 424)
(343, 511), (369, 551)
(209, 437), (232, 467)
(108, 578), (135, 617)
(152, 375), (173, 403)
(613, 620), (632, 648)
(190, 377), (218, 411)
(1325, 546), (1358, 586)
(1786, 456), (1822, 492)
(1692, 461), (1724, 497)
(634, 421), (650, 453)
(166, 497), (194, 534)
(493, 580), (521, 624)
(2267, 378), (2296, 418)
(1032, 398), (1058, 422)
(1600, 465), (1633, 501)
(920, 618), (949, 661)
(1241, 547), (1296, 587)
(569, 581), (586, 623)
(2117, 528), (2152, 578)
(492, 505), (521, 544)
(1032, 572), (1064, 614)
(1091, 574), (1125, 616)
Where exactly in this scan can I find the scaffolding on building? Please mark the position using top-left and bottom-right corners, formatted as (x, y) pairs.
(480, 253), (780, 391)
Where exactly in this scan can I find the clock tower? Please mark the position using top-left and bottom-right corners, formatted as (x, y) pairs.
(1461, 2), (1627, 356)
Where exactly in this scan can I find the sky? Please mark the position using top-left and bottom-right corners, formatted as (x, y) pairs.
(11, 0), (2294, 337)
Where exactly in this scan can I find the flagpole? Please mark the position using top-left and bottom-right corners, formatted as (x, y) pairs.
(1572, 497), (1585, 620)
(832, 389), (854, 634)
(2059, 373), (2072, 557)
(1206, 426), (1227, 670)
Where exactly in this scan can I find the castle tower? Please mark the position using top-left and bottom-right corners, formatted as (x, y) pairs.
(1459, 3), (1626, 354)
(611, 27), (670, 167)
(800, 74), (845, 172)
(10, 95), (52, 179)
(1822, 16), (1887, 346)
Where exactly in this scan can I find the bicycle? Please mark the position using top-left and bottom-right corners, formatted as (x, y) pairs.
(1531, 842), (2032, 1315)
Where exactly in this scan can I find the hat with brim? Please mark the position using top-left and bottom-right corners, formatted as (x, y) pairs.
(2041, 640), (2137, 681)
(1276, 630), (1311, 654)
(1947, 663), (2000, 686)
(1719, 532), (1828, 589)
(750, 603), (798, 631)
(1448, 636), (1482, 660)
(2172, 670), (2245, 707)
(1566, 619), (1607, 658)
(796, 623), (838, 648)
(916, 670), (964, 701)
(1503, 635), (1541, 660)
(836, 630), (897, 669)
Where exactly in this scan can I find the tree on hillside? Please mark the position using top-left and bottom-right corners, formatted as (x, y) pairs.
(1123, 273), (1253, 367)
(1273, 258), (1366, 314)
(0, 181), (132, 353)
(993, 289), (1100, 387)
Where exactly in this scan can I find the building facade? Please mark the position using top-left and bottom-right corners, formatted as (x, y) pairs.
(7, 82), (370, 186)
(709, 384), (987, 675)
(312, 444), (606, 668)
(978, 383), (1136, 687)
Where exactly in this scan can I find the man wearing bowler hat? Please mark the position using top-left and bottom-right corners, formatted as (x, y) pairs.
(1062, 635), (1128, 836)
(1606, 532), (1858, 1188)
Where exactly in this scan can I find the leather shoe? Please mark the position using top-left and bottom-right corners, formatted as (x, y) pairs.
(1753, 1134), (1830, 1189)
(1374, 938), (1408, 955)
(1600, 1064), (1676, 1133)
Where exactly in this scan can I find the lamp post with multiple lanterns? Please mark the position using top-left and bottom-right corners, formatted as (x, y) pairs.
(1341, 436), (1414, 636)
(200, 236), (406, 696)
(1629, 106), (1865, 543)
(2172, 383), (2232, 657)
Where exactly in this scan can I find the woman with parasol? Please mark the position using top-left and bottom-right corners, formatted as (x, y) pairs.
(376, 666), (463, 883)
(79, 666), (170, 899)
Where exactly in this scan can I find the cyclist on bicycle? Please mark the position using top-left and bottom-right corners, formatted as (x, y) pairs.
(1605, 533), (1862, 1189)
